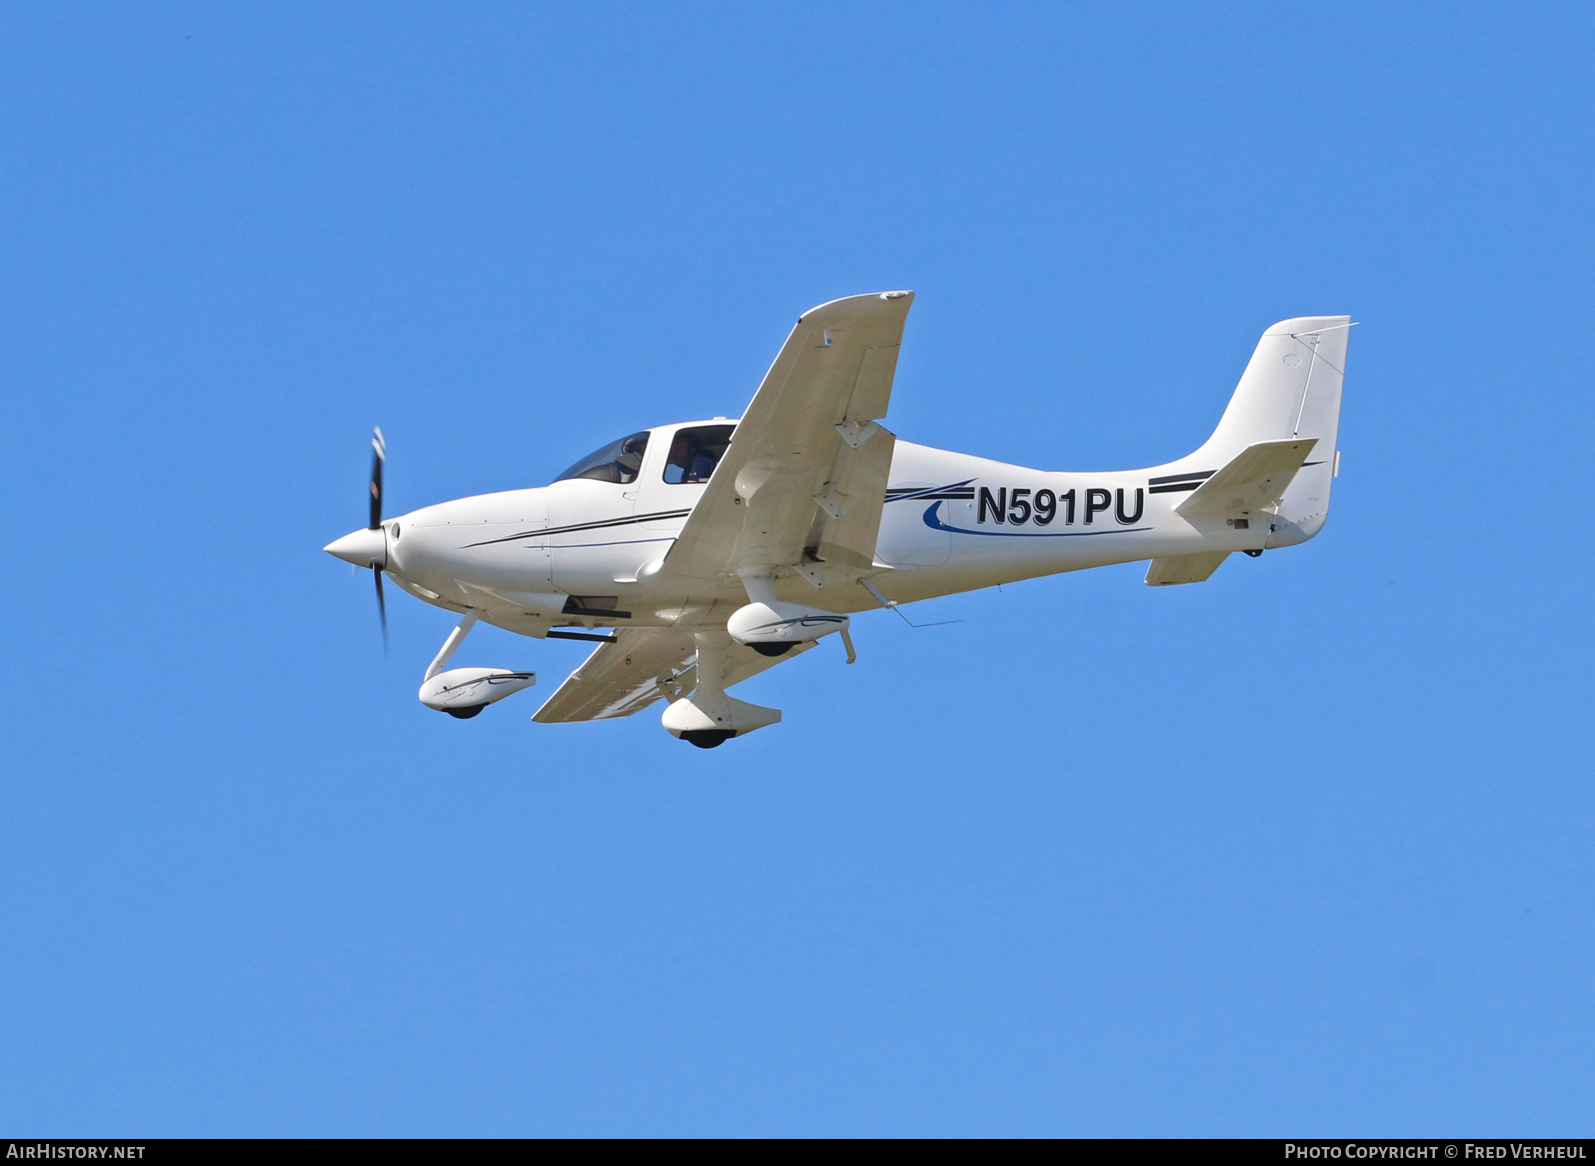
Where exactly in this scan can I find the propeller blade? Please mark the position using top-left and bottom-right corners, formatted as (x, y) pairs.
(369, 426), (386, 530)
(374, 565), (388, 653)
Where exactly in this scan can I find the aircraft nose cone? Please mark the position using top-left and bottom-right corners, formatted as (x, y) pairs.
(324, 527), (387, 568)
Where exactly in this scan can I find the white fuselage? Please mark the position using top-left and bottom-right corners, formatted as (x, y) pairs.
(379, 417), (1312, 639)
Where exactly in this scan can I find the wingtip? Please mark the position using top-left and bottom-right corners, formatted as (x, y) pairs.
(799, 290), (917, 322)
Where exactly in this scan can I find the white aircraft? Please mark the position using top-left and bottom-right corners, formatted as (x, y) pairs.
(326, 292), (1349, 747)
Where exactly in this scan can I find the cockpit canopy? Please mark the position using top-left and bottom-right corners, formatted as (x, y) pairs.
(551, 423), (737, 486)
(553, 432), (650, 484)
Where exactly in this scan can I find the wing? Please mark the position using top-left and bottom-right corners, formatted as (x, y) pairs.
(660, 291), (914, 589)
(531, 626), (816, 723)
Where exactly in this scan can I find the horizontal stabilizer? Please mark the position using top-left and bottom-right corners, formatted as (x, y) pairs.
(1176, 438), (1317, 518)
(1145, 552), (1230, 586)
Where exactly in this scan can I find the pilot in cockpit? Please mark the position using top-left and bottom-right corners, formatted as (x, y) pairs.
(666, 434), (717, 483)
(663, 423), (735, 485)
(686, 448), (716, 482)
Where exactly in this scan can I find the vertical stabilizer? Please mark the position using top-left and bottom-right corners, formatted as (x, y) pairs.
(1189, 316), (1350, 547)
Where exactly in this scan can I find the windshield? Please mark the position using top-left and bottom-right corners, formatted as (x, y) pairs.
(552, 432), (650, 484)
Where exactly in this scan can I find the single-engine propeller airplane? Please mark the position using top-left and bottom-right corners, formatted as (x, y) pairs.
(325, 292), (1349, 747)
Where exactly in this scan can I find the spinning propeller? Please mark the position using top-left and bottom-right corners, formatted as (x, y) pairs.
(323, 427), (393, 651)
(369, 427), (387, 648)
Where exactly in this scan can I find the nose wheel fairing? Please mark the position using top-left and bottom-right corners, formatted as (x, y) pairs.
(415, 610), (538, 719)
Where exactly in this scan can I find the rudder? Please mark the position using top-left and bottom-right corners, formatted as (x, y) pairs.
(1190, 316), (1350, 547)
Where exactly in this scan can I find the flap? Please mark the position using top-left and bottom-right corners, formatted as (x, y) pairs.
(532, 627), (815, 723)
(812, 426), (897, 574)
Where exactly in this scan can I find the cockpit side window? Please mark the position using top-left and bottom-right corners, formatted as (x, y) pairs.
(663, 424), (735, 484)
(552, 432), (650, 485)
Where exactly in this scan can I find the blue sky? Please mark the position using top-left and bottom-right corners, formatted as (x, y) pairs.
(2, 2), (1591, 1136)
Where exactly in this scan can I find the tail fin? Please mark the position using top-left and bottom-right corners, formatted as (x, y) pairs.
(1190, 316), (1351, 547)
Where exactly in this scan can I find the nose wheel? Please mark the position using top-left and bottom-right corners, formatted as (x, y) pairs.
(416, 610), (538, 718)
